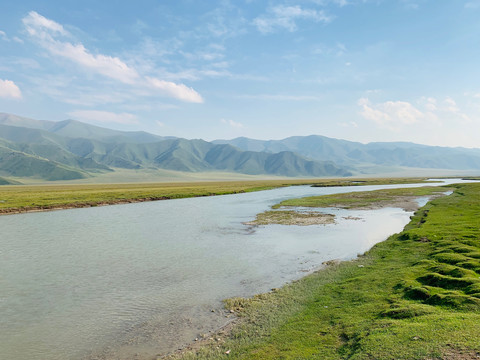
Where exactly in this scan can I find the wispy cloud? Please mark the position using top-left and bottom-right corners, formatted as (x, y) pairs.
(465, 1), (480, 9)
(357, 98), (425, 128)
(238, 94), (322, 101)
(145, 77), (203, 102)
(309, 0), (349, 6)
(22, 11), (203, 103)
(221, 118), (244, 128)
(0, 79), (22, 99)
(359, 96), (471, 130)
(68, 110), (139, 125)
(253, 5), (332, 34)
(400, 0), (420, 10)
(340, 121), (358, 128)
(0, 30), (9, 41)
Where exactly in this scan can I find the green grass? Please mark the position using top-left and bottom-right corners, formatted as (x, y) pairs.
(0, 180), (304, 213)
(169, 183), (480, 360)
(0, 177), (433, 214)
(274, 186), (450, 209)
(311, 178), (439, 187)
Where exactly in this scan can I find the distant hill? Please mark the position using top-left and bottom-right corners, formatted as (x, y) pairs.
(214, 135), (480, 171)
(0, 114), (351, 180)
(4, 112), (479, 183)
(0, 113), (171, 144)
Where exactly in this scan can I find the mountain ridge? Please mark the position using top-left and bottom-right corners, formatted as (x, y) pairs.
(0, 113), (351, 181)
(213, 135), (480, 170)
(2, 112), (480, 182)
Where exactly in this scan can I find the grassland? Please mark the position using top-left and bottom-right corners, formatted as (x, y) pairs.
(0, 177), (433, 215)
(275, 186), (451, 211)
(168, 182), (480, 360)
(246, 186), (449, 227)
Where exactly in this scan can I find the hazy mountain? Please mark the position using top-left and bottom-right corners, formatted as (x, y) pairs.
(214, 135), (480, 171)
(0, 113), (170, 144)
(0, 113), (56, 131)
(0, 114), (351, 180)
(48, 120), (169, 144)
(5, 112), (479, 183)
(68, 137), (351, 177)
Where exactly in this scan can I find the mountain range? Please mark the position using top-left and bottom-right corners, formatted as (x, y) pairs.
(213, 136), (480, 170)
(1, 112), (480, 183)
(0, 113), (350, 181)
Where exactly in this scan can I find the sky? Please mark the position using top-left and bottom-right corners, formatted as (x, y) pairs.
(1, 0), (480, 147)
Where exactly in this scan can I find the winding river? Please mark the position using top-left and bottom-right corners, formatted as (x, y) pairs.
(0, 179), (470, 359)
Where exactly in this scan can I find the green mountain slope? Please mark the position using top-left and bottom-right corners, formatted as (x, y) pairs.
(71, 138), (351, 176)
(214, 135), (480, 170)
(0, 145), (86, 180)
(0, 114), (351, 179)
(0, 125), (110, 172)
(4, 111), (480, 181)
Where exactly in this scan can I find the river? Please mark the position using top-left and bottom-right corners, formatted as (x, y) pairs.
(0, 179), (470, 359)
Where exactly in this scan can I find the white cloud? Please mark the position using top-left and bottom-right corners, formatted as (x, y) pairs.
(22, 11), (203, 103)
(253, 5), (332, 33)
(358, 98), (424, 127)
(441, 97), (471, 122)
(359, 96), (472, 131)
(0, 30), (9, 41)
(57, 43), (140, 84)
(238, 94), (322, 101)
(23, 11), (67, 36)
(444, 97), (459, 113)
(340, 121), (358, 128)
(68, 110), (139, 125)
(0, 79), (22, 99)
(145, 77), (203, 103)
(221, 118), (244, 128)
(23, 11), (139, 84)
(420, 97), (437, 112)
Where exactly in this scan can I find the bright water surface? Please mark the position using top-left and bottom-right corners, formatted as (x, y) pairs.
(0, 179), (471, 359)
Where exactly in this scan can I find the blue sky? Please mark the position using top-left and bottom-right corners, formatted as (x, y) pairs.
(1, 0), (480, 147)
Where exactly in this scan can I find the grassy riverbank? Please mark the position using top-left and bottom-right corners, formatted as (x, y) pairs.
(275, 186), (450, 210)
(169, 183), (480, 359)
(0, 177), (432, 214)
(247, 186), (449, 226)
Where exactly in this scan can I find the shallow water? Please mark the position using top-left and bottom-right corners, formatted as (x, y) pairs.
(0, 179), (472, 359)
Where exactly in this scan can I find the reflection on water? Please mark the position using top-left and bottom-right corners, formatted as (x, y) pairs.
(0, 179), (472, 359)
